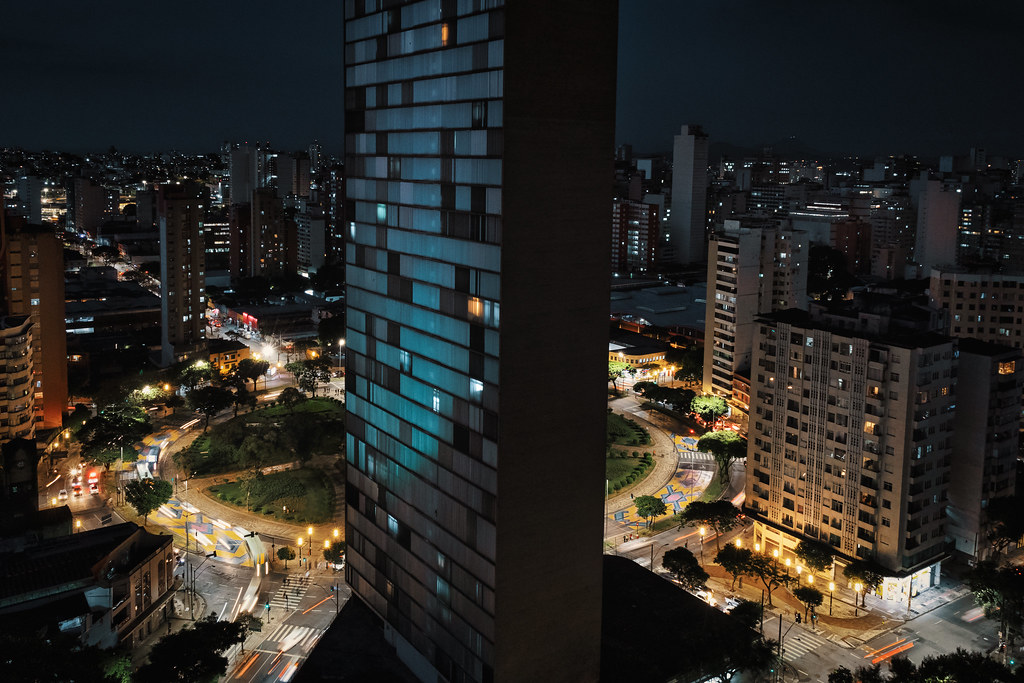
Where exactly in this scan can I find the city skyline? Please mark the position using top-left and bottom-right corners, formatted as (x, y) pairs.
(2, 1), (1021, 157)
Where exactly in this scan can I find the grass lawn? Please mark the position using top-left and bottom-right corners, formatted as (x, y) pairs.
(207, 468), (334, 524)
(605, 457), (636, 483)
(700, 476), (724, 502)
(607, 412), (650, 446)
(253, 398), (345, 420)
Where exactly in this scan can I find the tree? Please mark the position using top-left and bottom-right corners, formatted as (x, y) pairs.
(674, 346), (704, 382)
(725, 637), (777, 683)
(236, 358), (271, 391)
(916, 647), (1018, 682)
(634, 495), (667, 528)
(187, 385), (234, 431)
(843, 560), (887, 607)
(691, 395), (727, 424)
(697, 430), (747, 485)
(676, 500), (742, 550)
(79, 403), (152, 468)
(287, 358), (331, 397)
(793, 585), (824, 622)
(662, 547), (709, 590)
(278, 386), (306, 412)
(125, 478), (173, 525)
(967, 561), (1024, 652)
(986, 495), (1024, 559)
(609, 361), (629, 393)
(715, 544), (753, 590)
(135, 613), (245, 683)
(323, 540), (346, 567)
(745, 552), (790, 607)
(795, 540), (835, 574)
(632, 381), (658, 396)
(827, 667), (855, 683)
(317, 314), (347, 349)
(277, 546), (296, 569)
(177, 361), (213, 393)
(728, 600), (763, 630)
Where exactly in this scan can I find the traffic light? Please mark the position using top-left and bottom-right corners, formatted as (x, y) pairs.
(265, 602), (270, 611)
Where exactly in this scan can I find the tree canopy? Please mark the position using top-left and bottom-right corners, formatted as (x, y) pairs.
(715, 543), (753, 590)
(235, 358), (270, 390)
(795, 540), (835, 573)
(691, 395), (728, 423)
(125, 478), (173, 524)
(79, 403), (151, 468)
(843, 560), (888, 606)
(828, 648), (1021, 683)
(135, 613), (246, 683)
(187, 385), (235, 431)
(793, 585), (824, 621)
(676, 500), (742, 550)
(634, 495), (668, 528)
(967, 560), (1024, 650)
(697, 430), (747, 484)
(662, 547), (708, 591)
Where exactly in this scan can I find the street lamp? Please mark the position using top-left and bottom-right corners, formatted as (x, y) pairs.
(828, 582), (835, 616)
(699, 527), (706, 563)
(785, 558), (791, 576)
(307, 527), (313, 558)
(188, 551), (217, 620)
(734, 538), (742, 549)
(298, 537), (303, 560)
(75, 519), (82, 532)
(854, 582), (863, 617)
(755, 542), (761, 553)
(333, 528), (340, 539)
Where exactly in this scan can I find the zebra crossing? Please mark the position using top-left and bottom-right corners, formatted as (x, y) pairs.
(268, 575), (312, 612)
(677, 450), (713, 462)
(260, 623), (324, 652)
(781, 629), (828, 661)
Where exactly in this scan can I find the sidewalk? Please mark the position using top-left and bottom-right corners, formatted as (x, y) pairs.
(131, 584), (207, 669)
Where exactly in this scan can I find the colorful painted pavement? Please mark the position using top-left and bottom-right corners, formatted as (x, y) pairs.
(152, 498), (257, 567)
(610, 467), (714, 529)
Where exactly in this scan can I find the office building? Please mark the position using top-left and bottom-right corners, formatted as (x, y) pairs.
(703, 220), (808, 402)
(2, 221), (67, 429)
(343, 2), (617, 681)
(158, 183), (206, 367)
(669, 124), (709, 265)
(746, 298), (953, 603)
(928, 267), (1024, 344)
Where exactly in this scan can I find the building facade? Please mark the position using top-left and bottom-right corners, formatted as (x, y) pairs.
(703, 220), (807, 402)
(747, 301), (953, 603)
(2, 222), (67, 429)
(0, 316), (35, 442)
(158, 183), (206, 367)
(947, 339), (1022, 559)
(343, 2), (617, 681)
(669, 124), (708, 265)
(611, 197), (660, 276)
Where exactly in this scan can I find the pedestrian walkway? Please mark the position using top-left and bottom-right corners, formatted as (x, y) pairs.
(257, 623), (325, 652)
(269, 575), (312, 612)
(782, 628), (829, 661)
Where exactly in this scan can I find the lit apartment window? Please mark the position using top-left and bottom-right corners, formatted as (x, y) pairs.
(999, 361), (1016, 375)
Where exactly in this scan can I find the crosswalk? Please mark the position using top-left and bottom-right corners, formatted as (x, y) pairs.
(259, 623), (324, 652)
(678, 451), (713, 462)
(268, 575), (312, 612)
(781, 629), (828, 661)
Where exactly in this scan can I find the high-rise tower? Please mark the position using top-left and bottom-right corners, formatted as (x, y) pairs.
(343, 2), (617, 681)
(669, 124), (709, 265)
(158, 183), (206, 367)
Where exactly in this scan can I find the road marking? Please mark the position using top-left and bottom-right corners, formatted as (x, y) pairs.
(781, 630), (828, 661)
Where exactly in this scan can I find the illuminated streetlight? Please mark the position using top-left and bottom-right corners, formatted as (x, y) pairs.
(854, 582), (863, 616)
(755, 543), (761, 553)
(324, 539), (330, 550)
(298, 537), (303, 559)
(698, 527), (706, 563)
(333, 528), (340, 539)
(75, 520), (82, 532)
(828, 582), (835, 615)
(807, 574), (814, 585)
(734, 538), (742, 548)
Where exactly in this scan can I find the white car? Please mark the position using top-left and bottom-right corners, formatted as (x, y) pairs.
(57, 489), (69, 501)
(695, 590), (716, 607)
(722, 596), (741, 612)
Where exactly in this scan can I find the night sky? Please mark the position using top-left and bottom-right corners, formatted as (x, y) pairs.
(2, 1), (1021, 159)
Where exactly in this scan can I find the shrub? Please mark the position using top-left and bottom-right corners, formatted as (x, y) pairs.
(632, 451), (640, 458)
(253, 506), (262, 512)
(613, 482), (622, 491)
(264, 509), (274, 515)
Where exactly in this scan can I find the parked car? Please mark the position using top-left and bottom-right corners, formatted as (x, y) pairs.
(722, 596), (740, 612)
(57, 489), (69, 501)
(695, 590), (717, 607)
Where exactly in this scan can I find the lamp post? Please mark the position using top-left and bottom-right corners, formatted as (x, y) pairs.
(829, 582), (835, 616)
(307, 527), (313, 560)
(699, 527), (706, 563)
(298, 537), (303, 560)
(188, 551), (217, 620)
(75, 519), (82, 533)
(854, 583), (863, 617)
